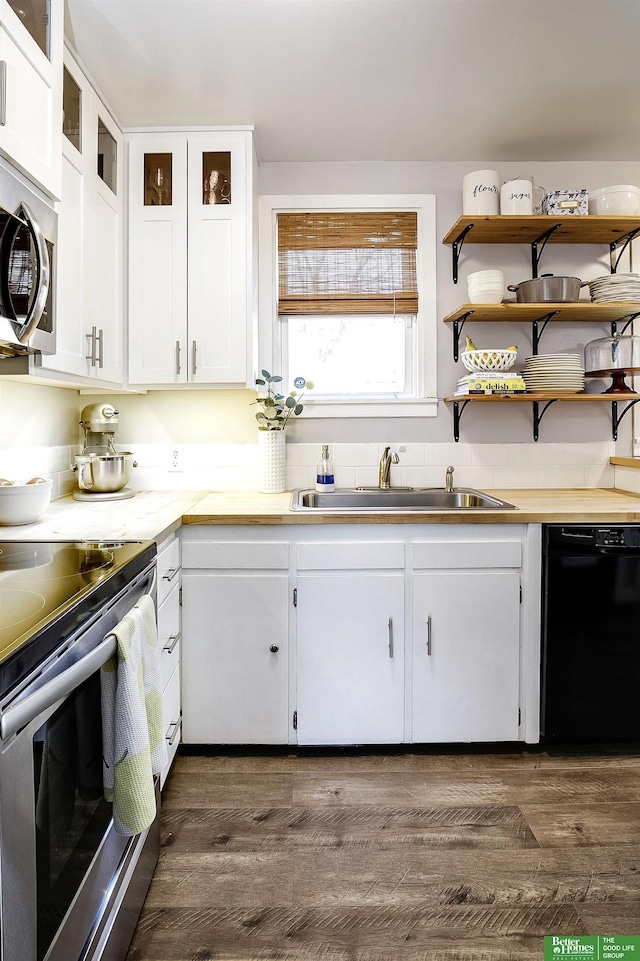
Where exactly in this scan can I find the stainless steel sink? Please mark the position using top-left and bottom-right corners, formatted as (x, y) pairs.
(290, 487), (517, 511)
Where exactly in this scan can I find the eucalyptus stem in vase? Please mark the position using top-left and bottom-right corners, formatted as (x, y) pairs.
(252, 371), (313, 430)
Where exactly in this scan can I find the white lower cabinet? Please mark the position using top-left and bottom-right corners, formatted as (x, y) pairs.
(181, 538), (290, 743)
(156, 533), (182, 787)
(180, 525), (535, 745)
(296, 540), (405, 745)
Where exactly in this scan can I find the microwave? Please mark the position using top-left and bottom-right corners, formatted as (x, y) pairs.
(0, 158), (56, 357)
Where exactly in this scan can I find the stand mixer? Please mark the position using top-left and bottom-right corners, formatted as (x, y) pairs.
(72, 403), (137, 501)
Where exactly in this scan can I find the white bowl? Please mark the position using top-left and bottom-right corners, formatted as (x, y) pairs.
(0, 479), (53, 525)
(468, 281), (505, 291)
(461, 348), (517, 372)
(589, 186), (640, 216)
(467, 291), (505, 304)
(467, 270), (504, 282)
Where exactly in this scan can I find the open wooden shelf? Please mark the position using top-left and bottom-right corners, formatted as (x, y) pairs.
(443, 302), (640, 324)
(442, 215), (640, 246)
(443, 392), (640, 442)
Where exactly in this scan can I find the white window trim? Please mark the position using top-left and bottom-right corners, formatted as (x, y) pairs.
(258, 194), (438, 418)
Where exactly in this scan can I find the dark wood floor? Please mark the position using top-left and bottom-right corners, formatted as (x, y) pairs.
(127, 746), (640, 961)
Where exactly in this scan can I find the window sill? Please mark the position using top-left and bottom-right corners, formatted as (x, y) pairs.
(301, 398), (439, 418)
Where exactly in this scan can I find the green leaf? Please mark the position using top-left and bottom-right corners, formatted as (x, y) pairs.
(294, 404), (303, 415)
(285, 396), (296, 408)
(270, 375), (282, 383)
(261, 369), (271, 379)
(255, 378), (265, 386)
(255, 412), (267, 422)
(264, 397), (275, 407)
(265, 407), (278, 419)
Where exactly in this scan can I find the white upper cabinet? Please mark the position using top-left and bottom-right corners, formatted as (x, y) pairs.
(41, 50), (124, 385)
(0, 0), (62, 198)
(127, 128), (256, 387)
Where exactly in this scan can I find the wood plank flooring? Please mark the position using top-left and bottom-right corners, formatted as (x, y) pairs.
(127, 747), (640, 961)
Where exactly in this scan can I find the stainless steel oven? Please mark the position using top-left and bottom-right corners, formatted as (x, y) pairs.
(0, 540), (158, 961)
(0, 157), (56, 357)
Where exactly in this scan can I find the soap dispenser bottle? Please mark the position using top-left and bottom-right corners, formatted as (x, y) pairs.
(315, 445), (335, 492)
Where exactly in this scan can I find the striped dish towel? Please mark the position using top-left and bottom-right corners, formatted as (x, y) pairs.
(101, 594), (168, 836)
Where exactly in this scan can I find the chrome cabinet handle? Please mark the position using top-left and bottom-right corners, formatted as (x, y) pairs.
(162, 567), (180, 583)
(175, 340), (181, 375)
(192, 339), (197, 375)
(86, 326), (97, 365)
(388, 617), (394, 658)
(426, 615), (432, 656)
(96, 328), (104, 368)
(165, 720), (180, 745)
(269, 644), (279, 653)
(0, 61), (7, 126)
(163, 632), (181, 654)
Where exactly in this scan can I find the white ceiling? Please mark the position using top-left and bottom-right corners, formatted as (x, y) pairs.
(65, 0), (640, 164)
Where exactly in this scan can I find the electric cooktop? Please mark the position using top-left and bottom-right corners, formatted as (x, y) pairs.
(0, 540), (156, 700)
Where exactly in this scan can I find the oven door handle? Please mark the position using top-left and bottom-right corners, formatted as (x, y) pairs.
(0, 634), (117, 741)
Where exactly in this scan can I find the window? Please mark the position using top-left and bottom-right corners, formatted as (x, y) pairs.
(259, 195), (437, 418)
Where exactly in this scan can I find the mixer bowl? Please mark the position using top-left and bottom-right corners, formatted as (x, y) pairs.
(75, 453), (133, 493)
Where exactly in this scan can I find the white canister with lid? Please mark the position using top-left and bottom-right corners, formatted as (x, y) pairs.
(462, 170), (500, 215)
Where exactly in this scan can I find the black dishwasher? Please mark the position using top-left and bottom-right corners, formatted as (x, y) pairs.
(541, 525), (640, 741)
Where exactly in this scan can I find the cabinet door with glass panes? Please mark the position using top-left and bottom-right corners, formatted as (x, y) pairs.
(127, 129), (254, 386)
(0, 0), (62, 198)
(42, 52), (124, 385)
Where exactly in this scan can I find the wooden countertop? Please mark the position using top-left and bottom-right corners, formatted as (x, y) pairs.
(2, 488), (640, 542)
(183, 488), (640, 525)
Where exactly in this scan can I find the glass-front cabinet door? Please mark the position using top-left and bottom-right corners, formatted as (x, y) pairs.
(128, 134), (188, 385)
(6, 0), (50, 58)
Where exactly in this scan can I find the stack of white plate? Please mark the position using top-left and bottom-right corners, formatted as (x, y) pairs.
(522, 354), (585, 393)
(587, 273), (640, 303)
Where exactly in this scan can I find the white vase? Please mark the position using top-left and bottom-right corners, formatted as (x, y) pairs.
(257, 430), (286, 493)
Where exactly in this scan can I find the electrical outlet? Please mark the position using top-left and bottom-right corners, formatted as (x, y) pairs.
(170, 449), (182, 472)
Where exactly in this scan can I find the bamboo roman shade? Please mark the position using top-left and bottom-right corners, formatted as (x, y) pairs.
(277, 211), (418, 315)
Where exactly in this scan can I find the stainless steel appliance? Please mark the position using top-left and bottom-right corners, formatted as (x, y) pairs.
(0, 539), (159, 961)
(541, 525), (640, 741)
(72, 404), (136, 501)
(0, 158), (56, 357)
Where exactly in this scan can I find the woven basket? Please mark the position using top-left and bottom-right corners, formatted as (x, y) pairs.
(461, 349), (517, 373)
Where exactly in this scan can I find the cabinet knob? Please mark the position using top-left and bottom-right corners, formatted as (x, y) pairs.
(269, 644), (279, 653)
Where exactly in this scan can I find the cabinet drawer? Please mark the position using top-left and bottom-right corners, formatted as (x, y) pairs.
(182, 541), (289, 570)
(412, 540), (522, 570)
(158, 581), (181, 691)
(161, 664), (181, 788)
(296, 541), (404, 571)
(157, 535), (181, 606)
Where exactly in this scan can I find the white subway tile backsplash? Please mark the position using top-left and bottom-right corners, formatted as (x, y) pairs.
(0, 439), (615, 497)
(614, 467), (640, 495)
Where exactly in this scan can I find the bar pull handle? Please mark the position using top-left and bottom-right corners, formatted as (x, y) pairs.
(426, 616), (432, 656)
(0, 61), (7, 127)
(165, 720), (180, 745)
(162, 567), (180, 583)
(388, 617), (394, 658)
(192, 339), (197, 376)
(96, 328), (104, 368)
(163, 632), (181, 654)
(175, 340), (181, 375)
(86, 326), (97, 365)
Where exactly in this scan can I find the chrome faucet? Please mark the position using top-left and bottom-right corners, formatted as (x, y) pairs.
(379, 446), (399, 490)
(445, 465), (455, 493)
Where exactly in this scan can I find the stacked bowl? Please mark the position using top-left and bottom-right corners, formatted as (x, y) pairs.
(467, 269), (504, 305)
(589, 185), (640, 216)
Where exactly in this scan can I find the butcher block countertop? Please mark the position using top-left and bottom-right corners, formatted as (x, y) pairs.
(2, 488), (640, 542)
(183, 487), (640, 525)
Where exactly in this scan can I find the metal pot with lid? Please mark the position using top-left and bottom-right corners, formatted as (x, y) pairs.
(507, 274), (587, 303)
